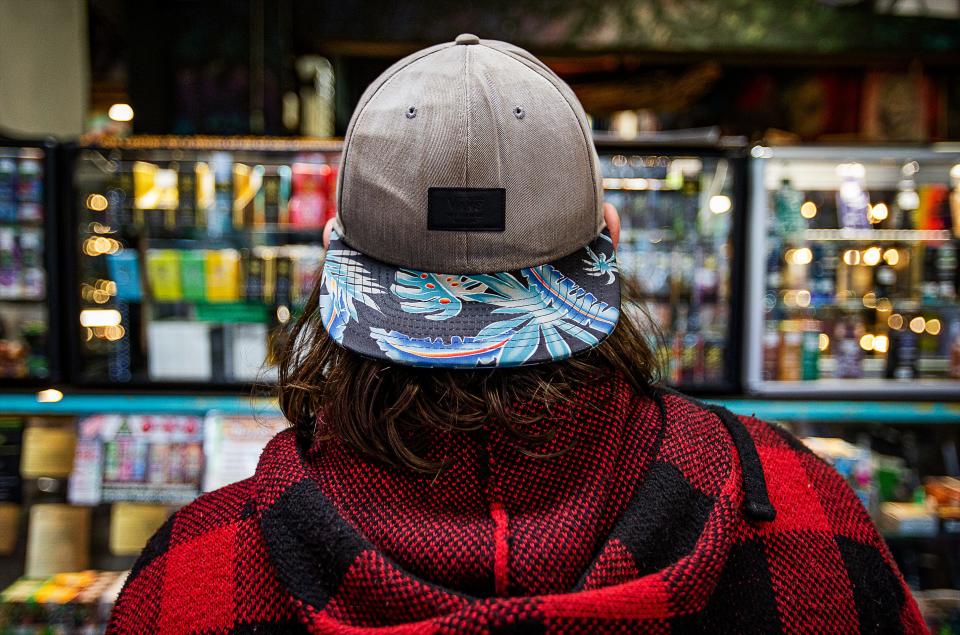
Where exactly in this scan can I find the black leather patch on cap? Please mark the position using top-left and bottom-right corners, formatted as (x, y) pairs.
(428, 187), (505, 232)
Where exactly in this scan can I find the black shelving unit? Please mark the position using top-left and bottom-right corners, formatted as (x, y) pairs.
(594, 137), (749, 394)
(0, 136), (61, 387)
(62, 136), (341, 390)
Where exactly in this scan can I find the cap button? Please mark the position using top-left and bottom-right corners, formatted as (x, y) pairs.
(455, 33), (480, 45)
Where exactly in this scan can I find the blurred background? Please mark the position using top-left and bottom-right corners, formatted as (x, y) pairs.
(1, 0), (960, 631)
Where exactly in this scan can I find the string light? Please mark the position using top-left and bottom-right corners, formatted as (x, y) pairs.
(79, 309), (121, 328)
(108, 103), (134, 122)
(36, 388), (63, 403)
(793, 247), (813, 265)
(800, 201), (817, 219)
(868, 202), (888, 223)
(909, 316), (926, 334)
(85, 194), (108, 211)
(818, 333), (830, 351)
(843, 250), (861, 265)
(872, 335), (889, 353)
(709, 195), (732, 214)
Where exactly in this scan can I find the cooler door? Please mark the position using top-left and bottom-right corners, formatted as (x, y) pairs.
(68, 138), (340, 388)
(746, 146), (960, 397)
(0, 140), (58, 385)
(597, 144), (743, 392)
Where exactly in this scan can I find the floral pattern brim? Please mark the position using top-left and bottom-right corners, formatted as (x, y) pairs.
(318, 230), (621, 369)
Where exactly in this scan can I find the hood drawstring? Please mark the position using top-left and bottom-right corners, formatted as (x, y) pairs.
(656, 388), (776, 523)
(708, 405), (777, 522)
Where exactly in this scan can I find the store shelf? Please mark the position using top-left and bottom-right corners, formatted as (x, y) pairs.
(0, 296), (46, 304)
(716, 397), (960, 423)
(798, 229), (953, 243)
(602, 177), (680, 192)
(0, 393), (280, 416)
(0, 393), (958, 423)
(78, 135), (343, 152)
(746, 378), (960, 401)
(771, 299), (957, 312)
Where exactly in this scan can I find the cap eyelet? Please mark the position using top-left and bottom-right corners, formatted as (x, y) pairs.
(513, 106), (525, 120)
(406, 106), (417, 119)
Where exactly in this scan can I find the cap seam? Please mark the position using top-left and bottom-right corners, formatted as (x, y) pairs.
(338, 44), (454, 240)
(461, 45), (472, 270)
(478, 42), (602, 226)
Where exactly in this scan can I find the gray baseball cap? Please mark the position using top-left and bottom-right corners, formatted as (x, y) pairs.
(320, 34), (620, 368)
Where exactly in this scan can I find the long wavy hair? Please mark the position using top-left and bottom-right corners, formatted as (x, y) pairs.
(277, 271), (660, 473)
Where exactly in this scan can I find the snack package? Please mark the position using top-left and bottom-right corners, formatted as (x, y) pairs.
(288, 162), (330, 228)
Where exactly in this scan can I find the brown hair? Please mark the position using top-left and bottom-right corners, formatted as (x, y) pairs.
(277, 273), (660, 473)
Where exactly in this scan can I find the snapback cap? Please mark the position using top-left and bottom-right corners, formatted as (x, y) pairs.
(320, 34), (620, 368)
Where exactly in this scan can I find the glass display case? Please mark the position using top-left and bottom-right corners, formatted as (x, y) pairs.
(0, 138), (58, 384)
(66, 137), (341, 388)
(746, 145), (960, 396)
(596, 139), (746, 392)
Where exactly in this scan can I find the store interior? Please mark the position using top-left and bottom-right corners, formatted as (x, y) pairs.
(1, 0), (960, 631)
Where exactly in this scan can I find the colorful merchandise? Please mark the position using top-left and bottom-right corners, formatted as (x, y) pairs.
(69, 414), (203, 505)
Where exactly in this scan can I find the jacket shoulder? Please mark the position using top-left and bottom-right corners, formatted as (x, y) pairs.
(736, 414), (927, 632)
(738, 413), (883, 541)
(107, 477), (302, 634)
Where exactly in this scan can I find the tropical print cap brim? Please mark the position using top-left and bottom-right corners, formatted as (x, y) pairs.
(318, 230), (621, 369)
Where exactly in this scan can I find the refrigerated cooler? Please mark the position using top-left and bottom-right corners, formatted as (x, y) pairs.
(746, 145), (960, 397)
(66, 137), (341, 388)
(596, 139), (746, 392)
(0, 138), (59, 385)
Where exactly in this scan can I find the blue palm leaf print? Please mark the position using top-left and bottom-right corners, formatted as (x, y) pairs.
(522, 265), (619, 331)
(368, 241), (619, 367)
(582, 245), (618, 284)
(320, 248), (384, 343)
(391, 270), (494, 321)
(370, 328), (510, 367)
(471, 265), (618, 365)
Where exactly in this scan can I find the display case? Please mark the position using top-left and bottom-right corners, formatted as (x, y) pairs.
(596, 138), (746, 392)
(0, 138), (59, 385)
(746, 145), (960, 397)
(66, 137), (341, 388)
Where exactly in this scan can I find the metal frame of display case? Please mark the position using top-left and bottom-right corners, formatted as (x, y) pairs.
(594, 137), (749, 394)
(0, 135), (61, 388)
(745, 144), (960, 398)
(62, 136), (342, 391)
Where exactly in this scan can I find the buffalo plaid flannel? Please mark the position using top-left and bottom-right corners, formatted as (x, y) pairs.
(108, 379), (926, 634)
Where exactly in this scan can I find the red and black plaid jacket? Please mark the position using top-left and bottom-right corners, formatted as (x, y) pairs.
(108, 379), (927, 634)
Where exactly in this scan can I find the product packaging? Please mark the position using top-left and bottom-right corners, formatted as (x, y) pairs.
(146, 249), (183, 302)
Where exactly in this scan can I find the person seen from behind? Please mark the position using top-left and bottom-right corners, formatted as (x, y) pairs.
(109, 35), (926, 634)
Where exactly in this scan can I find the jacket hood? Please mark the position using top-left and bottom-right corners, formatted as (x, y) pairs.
(252, 380), (791, 629)
(109, 376), (925, 633)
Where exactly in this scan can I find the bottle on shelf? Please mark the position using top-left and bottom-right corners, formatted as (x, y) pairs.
(0, 156), (16, 222)
(950, 317), (960, 378)
(762, 321), (779, 382)
(778, 319), (803, 381)
(836, 163), (871, 230)
(950, 163), (960, 238)
(801, 320), (821, 381)
(809, 244), (836, 307)
(834, 318), (864, 379)
(936, 244), (957, 301)
(886, 319), (918, 380)
(773, 178), (806, 238)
